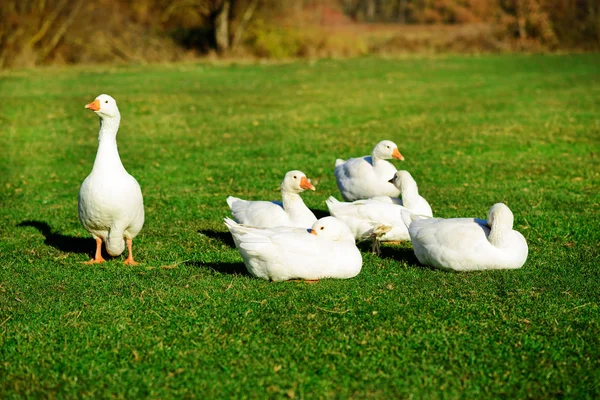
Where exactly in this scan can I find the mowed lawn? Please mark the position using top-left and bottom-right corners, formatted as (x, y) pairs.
(1, 55), (599, 398)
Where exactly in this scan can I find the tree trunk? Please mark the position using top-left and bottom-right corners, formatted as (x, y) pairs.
(516, 0), (527, 41)
(365, 0), (376, 21)
(215, 0), (231, 53)
(398, 0), (407, 24)
(231, 0), (258, 52)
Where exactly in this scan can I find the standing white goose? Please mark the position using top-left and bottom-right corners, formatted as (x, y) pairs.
(226, 170), (316, 228)
(402, 203), (528, 271)
(334, 140), (405, 201)
(326, 170), (433, 242)
(224, 216), (362, 281)
(78, 94), (144, 265)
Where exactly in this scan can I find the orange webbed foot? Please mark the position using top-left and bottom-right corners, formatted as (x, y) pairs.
(124, 257), (138, 266)
(84, 238), (105, 264)
(124, 238), (138, 265)
(83, 256), (105, 264)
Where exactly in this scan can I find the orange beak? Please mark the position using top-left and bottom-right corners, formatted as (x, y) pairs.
(300, 176), (316, 191)
(309, 229), (317, 236)
(392, 148), (404, 161)
(85, 99), (101, 112)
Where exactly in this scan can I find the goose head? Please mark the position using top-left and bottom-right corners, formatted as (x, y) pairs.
(281, 170), (315, 194)
(487, 203), (514, 246)
(309, 216), (355, 242)
(85, 94), (120, 119)
(372, 140), (404, 161)
(388, 170), (418, 192)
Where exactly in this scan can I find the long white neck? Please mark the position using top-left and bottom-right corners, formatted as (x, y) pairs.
(400, 180), (419, 209)
(281, 190), (310, 219)
(91, 115), (126, 174)
(488, 219), (512, 247)
(370, 154), (385, 166)
(487, 205), (514, 248)
(488, 220), (507, 247)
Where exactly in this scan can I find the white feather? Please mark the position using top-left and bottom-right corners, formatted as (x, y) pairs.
(406, 203), (528, 271)
(226, 170), (316, 228)
(225, 217), (362, 281)
(334, 140), (404, 201)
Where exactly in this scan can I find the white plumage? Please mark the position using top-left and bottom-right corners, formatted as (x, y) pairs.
(326, 170), (433, 242)
(334, 140), (404, 201)
(402, 203), (528, 271)
(78, 94), (144, 264)
(226, 170), (316, 228)
(224, 216), (362, 281)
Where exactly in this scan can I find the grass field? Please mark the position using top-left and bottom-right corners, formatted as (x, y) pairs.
(1, 54), (599, 398)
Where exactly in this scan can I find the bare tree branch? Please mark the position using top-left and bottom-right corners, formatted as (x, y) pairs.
(231, 0), (259, 51)
(215, 0), (231, 53)
(40, 0), (84, 60)
(26, 0), (67, 48)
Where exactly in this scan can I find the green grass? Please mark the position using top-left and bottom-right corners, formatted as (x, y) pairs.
(1, 54), (599, 398)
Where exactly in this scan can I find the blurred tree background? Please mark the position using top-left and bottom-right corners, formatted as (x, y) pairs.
(1, 0), (599, 68)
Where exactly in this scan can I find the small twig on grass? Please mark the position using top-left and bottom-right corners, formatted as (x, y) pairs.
(568, 302), (592, 312)
(323, 350), (347, 358)
(0, 315), (12, 327)
(150, 310), (165, 321)
(314, 306), (350, 314)
(160, 259), (190, 269)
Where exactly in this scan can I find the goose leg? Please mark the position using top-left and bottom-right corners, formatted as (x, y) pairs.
(124, 238), (138, 265)
(84, 238), (105, 264)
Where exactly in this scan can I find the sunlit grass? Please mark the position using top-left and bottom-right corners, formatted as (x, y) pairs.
(1, 54), (599, 398)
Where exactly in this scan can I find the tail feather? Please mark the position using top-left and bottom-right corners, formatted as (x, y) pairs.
(224, 217), (265, 237)
(226, 196), (240, 208)
(401, 209), (430, 229)
(224, 217), (237, 229)
(335, 159), (345, 167)
(106, 228), (125, 256)
(325, 196), (340, 208)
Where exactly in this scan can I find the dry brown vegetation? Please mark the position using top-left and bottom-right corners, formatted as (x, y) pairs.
(1, 0), (599, 68)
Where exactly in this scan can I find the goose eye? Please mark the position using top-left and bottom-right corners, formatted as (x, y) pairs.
(293, 176), (297, 179)
(105, 100), (108, 103)
(320, 226), (324, 230)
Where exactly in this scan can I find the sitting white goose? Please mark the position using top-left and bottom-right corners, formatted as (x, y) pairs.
(326, 170), (433, 242)
(226, 170), (316, 228)
(224, 216), (362, 281)
(372, 170), (433, 216)
(402, 203), (528, 271)
(334, 140), (404, 201)
(78, 94), (144, 265)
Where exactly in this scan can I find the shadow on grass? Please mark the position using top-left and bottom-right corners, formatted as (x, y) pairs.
(375, 243), (437, 270)
(310, 208), (331, 219)
(379, 244), (420, 264)
(198, 230), (235, 248)
(17, 220), (92, 255)
(185, 260), (248, 276)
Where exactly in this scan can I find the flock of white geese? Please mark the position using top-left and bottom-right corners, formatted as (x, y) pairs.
(78, 94), (529, 281)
